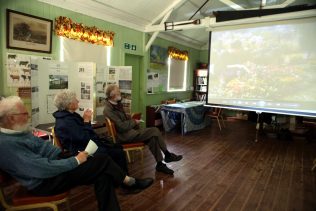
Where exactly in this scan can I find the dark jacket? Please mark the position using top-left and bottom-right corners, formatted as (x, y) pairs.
(53, 110), (100, 154)
(103, 100), (139, 142)
(53, 110), (128, 174)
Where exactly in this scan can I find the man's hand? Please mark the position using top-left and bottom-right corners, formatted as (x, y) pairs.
(76, 151), (88, 164)
(83, 109), (93, 123)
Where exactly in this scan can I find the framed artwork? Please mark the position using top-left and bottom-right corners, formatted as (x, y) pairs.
(6, 9), (53, 53)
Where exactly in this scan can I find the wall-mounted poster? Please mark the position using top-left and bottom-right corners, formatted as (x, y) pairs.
(147, 71), (166, 94)
(7, 53), (31, 87)
(6, 53), (51, 88)
(150, 45), (167, 65)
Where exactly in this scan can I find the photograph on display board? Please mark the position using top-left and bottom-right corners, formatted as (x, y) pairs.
(109, 67), (116, 80)
(121, 92), (131, 100)
(121, 93), (132, 114)
(96, 81), (104, 93)
(96, 96), (106, 107)
(7, 53), (31, 87)
(49, 75), (68, 89)
(119, 80), (132, 91)
(80, 82), (91, 100)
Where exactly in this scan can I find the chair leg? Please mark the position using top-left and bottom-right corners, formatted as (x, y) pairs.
(65, 198), (71, 211)
(312, 159), (316, 171)
(220, 116), (226, 127)
(216, 117), (222, 131)
(125, 151), (131, 163)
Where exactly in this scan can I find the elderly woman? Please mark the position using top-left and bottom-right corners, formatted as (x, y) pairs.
(53, 89), (129, 174)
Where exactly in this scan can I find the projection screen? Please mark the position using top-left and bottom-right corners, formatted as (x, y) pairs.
(207, 17), (316, 117)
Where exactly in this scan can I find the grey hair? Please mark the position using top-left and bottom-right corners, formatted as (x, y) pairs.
(54, 89), (76, 111)
(105, 84), (118, 99)
(0, 96), (23, 122)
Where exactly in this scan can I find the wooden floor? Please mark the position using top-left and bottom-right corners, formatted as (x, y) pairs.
(23, 120), (316, 210)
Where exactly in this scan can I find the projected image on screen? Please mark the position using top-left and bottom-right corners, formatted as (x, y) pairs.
(207, 18), (316, 116)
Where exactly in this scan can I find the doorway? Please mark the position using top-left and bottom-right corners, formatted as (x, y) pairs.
(125, 53), (143, 112)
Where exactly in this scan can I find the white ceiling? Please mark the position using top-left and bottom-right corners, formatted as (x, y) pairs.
(39, 0), (316, 50)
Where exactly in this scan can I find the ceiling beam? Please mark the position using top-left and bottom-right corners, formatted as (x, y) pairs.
(145, 9), (173, 51)
(149, 0), (188, 25)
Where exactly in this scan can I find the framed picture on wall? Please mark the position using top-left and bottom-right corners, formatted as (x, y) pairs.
(6, 9), (53, 53)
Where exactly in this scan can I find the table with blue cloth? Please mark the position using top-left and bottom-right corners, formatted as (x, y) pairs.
(160, 101), (211, 135)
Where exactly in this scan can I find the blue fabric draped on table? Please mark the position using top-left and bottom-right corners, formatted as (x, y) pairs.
(160, 101), (210, 135)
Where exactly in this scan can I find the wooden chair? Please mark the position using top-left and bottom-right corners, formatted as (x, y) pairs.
(312, 159), (316, 171)
(0, 170), (70, 211)
(104, 117), (145, 163)
(51, 127), (64, 151)
(206, 107), (226, 131)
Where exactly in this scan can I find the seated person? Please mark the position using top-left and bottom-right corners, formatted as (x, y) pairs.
(53, 90), (128, 174)
(103, 85), (183, 175)
(0, 96), (153, 211)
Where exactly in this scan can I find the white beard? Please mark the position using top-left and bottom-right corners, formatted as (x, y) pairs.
(116, 96), (122, 102)
(12, 122), (31, 132)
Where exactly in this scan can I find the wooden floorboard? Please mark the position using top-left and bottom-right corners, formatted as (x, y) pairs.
(6, 119), (315, 211)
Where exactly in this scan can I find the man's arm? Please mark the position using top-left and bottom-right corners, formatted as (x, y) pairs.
(0, 139), (79, 179)
(103, 106), (137, 133)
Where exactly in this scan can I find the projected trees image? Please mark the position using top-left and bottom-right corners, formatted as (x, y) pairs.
(209, 22), (316, 103)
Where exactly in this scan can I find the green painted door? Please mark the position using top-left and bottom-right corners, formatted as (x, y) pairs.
(125, 54), (142, 113)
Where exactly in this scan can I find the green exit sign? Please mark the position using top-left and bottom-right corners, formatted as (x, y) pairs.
(124, 43), (136, 51)
(124, 43), (130, 49)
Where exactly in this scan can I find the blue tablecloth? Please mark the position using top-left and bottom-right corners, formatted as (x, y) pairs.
(160, 101), (210, 135)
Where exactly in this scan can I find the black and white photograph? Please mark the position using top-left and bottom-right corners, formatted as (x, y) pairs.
(48, 75), (68, 89)
(6, 9), (52, 53)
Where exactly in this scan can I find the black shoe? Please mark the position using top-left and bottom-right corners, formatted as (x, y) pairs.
(164, 153), (183, 163)
(156, 163), (174, 175)
(121, 178), (153, 194)
(135, 178), (153, 189)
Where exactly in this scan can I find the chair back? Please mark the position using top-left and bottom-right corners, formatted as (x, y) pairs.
(0, 170), (14, 209)
(104, 117), (117, 143)
(206, 107), (225, 131)
(209, 107), (222, 117)
(104, 116), (145, 164)
(51, 127), (64, 150)
(0, 169), (70, 210)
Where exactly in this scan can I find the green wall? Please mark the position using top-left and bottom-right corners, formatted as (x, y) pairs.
(200, 50), (209, 64)
(0, 0), (205, 120)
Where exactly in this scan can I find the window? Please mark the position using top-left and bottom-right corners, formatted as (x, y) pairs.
(167, 57), (187, 92)
(60, 37), (111, 65)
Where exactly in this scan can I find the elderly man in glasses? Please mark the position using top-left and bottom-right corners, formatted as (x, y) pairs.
(104, 85), (183, 175)
(0, 96), (153, 211)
